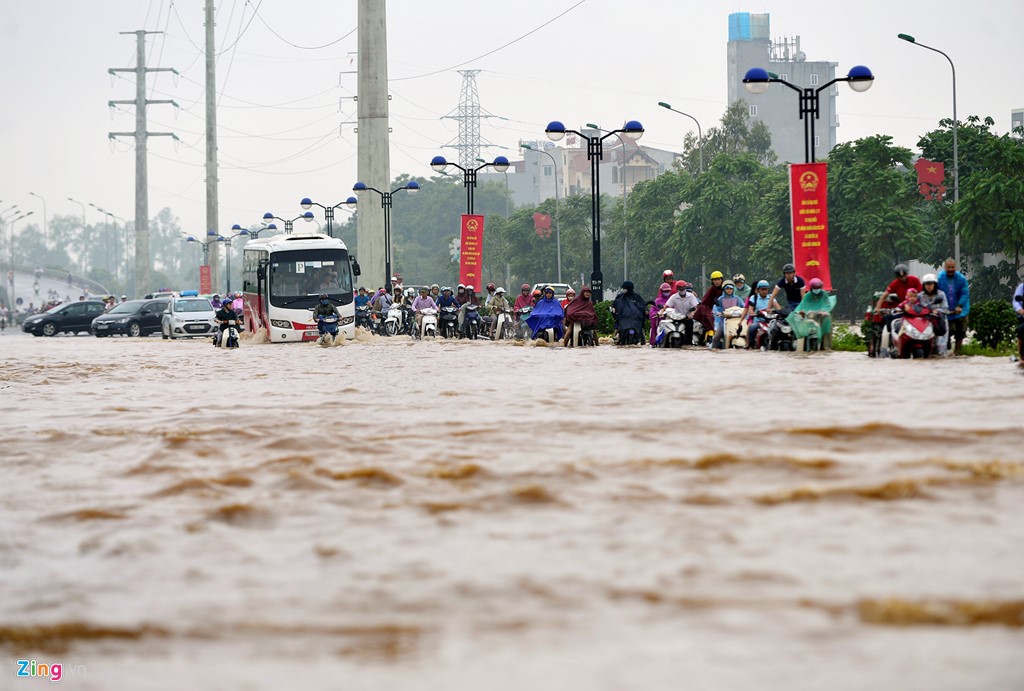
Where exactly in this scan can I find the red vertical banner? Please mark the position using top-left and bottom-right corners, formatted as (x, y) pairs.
(199, 265), (212, 294)
(789, 162), (832, 291)
(459, 214), (484, 287)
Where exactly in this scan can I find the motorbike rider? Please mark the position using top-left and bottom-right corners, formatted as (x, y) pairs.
(658, 280), (699, 346)
(611, 281), (646, 344)
(459, 284), (481, 335)
(211, 294), (222, 309)
(787, 278), (836, 350)
(711, 281), (744, 349)
(563, 286), (597, 345)
(648, 282), (673, 346)
(371, 287), (393, 314)
(877, 263), (923, 347)
(526, 285), (565, 340)
(429, 283), (441, 302)
(489, 287), (512, 339)
(1013, 280), (1024, 359)
(740, 280), (782, 348)
(310, 293), (341, 333)
(938, 258), (970, 356)
(214, 297), (241, 342)
(732, 274), (751, 303)
(354, 287), (371, 309)
(769, 263), (806, 313)
(692, 271), (725, 341)
(513, 284), (533, 315)
(560, 287), (576, 311)
(483, 282), (497, 307)
(411, 286), (438, 335)
(918, 273), (950, 355)
(660, 269), (675, 289)
(456, 284), (468, 305)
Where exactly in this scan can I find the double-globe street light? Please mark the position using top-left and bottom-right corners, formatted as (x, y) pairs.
(184, 230), (225, 286)
(742, 65), (874, 164)
(350, 180), (420, 293)
(261, 211), (315, 234)
(299, 197), (358, 237)
(545, 119), (644, 301)
(520, 143), (562, 283)
(429, 156), (510, 215)
(898, 33), (960, 265)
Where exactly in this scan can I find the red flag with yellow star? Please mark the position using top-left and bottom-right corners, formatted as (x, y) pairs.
(915, 158), (946, 200)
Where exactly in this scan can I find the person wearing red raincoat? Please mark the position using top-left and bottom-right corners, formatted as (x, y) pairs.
(649, 282), (673, 345)
(692, 271), (725, 341)
(563, 286), (597, 346)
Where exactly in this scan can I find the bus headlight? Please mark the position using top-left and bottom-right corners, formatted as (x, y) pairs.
(341, 316), (354, 325)
(270, 319), (291, 329)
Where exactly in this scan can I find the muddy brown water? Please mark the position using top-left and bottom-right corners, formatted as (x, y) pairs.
(1, 331), (1022, 690)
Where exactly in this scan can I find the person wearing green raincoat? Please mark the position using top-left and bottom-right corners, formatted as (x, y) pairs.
(786, 277), (837, 349)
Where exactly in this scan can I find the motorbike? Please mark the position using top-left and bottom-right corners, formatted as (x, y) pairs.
(722, 305), (746, 349)
(565, 320), (597, 347)
(766, 311), (795, 351)
(657, 309), (690, 349)
(417, 307), (438, 340)
(887, 308), (939, 359)
(794, 311), (829, 352)
(384, 303), (405, 337)
(616, 325), (643, 345)
(462, 304), (482, 339)
(316, 314), (339, 346)
(492, 309), (515, 341)
(214, 319), (241, 348)
(355, 304), (373, 331)
(439, 305), (459, 339)
(515, 307), (533, 340)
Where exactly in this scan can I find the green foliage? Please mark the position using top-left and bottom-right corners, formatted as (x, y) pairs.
(594, 300), (615, 335)
(960, 341), (1015, 357)
(969, 299), (1017, 348)
(831, 324), (867, 352)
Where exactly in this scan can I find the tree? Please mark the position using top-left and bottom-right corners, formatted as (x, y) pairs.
(676, 100), (777, 177)
(826, 135), (926, 317)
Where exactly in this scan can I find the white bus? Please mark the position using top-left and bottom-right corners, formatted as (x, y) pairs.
(241, 233), (357, 342)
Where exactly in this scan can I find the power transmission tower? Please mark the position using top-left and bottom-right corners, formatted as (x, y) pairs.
(108, 30), (179, 297)
(443, 70), (500, 169)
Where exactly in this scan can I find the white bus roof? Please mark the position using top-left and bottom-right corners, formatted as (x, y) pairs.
(243, 233), (349, 252)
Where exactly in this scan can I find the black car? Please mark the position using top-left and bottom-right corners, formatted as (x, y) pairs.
(22, 301), (108, 337)
(91, 299), (170, 337)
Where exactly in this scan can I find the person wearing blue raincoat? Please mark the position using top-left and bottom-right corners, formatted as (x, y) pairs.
(526, 286), (565, 340)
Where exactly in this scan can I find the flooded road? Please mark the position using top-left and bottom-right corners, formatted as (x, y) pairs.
(1, 330), (1023, 690)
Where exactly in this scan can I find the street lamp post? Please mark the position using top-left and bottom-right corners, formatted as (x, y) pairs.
(429, 156), (510, 214)
(521, 143), (562, 283)
(88, 203), (115, 280)
(185, 232), (225, 292)
(587, 124), (631, 281)
(657, 102), (704, 173)
(545, 119), (644, 301)
(222, 225), (252, 294)
(742, 65), (874, 164)
(299, 197), (358, 237)
(67, 197), (86, 226)
(8, 212), (34, 306)
(350, 180), (420, 292)
(28, 192), (47, 247)
(261, 211), (315, 234)
(898, 33), (959, 266)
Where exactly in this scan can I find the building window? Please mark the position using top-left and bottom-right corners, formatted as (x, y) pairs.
(809, 73), (819, 86)
(543, 165), (552, 176)
(749, 104), (758, 117)
(814, 135), (820, 148)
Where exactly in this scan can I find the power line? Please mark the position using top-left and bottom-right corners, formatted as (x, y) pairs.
(250, 3), (355, 50)
(391, 0), (590, 82)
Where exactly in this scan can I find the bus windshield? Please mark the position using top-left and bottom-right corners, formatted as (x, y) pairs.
(269, 248), (353, 308)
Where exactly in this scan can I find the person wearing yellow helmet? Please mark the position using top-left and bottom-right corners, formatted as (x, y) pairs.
(692, 271), (725, 341)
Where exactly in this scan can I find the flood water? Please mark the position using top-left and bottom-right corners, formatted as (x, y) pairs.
(2, 330), (1023, 690)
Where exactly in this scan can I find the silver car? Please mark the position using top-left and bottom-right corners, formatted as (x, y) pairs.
(161, 297), (217, 340)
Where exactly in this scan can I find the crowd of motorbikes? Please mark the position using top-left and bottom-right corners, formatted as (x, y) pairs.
(355, 301), (531, 343)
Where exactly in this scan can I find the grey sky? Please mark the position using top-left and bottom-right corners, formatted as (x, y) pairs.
(2, 0), (1020, 243)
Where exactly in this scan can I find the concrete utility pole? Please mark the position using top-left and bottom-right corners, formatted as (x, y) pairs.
(109, 30), (178, 297)
(205, 0), (221, 292)
(357, 0), (391, 289)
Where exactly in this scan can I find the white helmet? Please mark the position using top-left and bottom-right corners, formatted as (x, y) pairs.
(495, 287), (506, 294)
(404, 287), (415, 298)
(921, 273), (938, 284)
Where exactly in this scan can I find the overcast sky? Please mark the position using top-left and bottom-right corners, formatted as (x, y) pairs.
(2, 0), (1020, 243)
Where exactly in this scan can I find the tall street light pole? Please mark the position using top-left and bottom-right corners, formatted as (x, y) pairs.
(429, 155), (510, 214)
(351, 180), (420, 292)
(28, 192), (47, 248)
(587, 124), (631, 281)
(898, 33), (959, 266)
(546, 119), (644, 301)
(222, 225), (252, 294)
(521, 143), (562, 283)
(743, 65), (874, 164)
(657, 102), (704, 173)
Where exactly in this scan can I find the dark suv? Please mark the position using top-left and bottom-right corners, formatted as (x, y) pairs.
(22, 301), (108, 337)
(91, 299), (170, 337)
